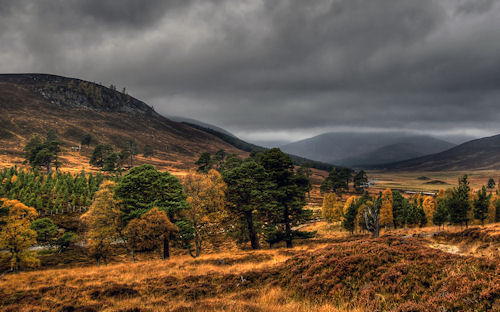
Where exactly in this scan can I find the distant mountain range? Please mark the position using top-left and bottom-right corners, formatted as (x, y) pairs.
(375, 134), (500, 171)
(280, 132), (455, 167)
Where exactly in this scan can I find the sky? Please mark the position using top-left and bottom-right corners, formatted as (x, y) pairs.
(1, 0), (500, 145)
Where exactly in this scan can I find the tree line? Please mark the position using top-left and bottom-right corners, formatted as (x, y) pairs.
(322, 174), (500, 237)
(0, 148), (315, 271)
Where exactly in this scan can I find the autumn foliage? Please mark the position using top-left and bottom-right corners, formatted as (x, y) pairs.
(0, 198), (39, 271)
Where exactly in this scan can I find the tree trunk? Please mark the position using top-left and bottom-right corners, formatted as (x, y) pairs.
(245, 211), (259, 249)
(162, 236), (170, 260)
(284, 205), (293, 248)
(131, 250), (135, 263)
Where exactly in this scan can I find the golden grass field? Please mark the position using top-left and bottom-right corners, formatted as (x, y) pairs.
(368, 169), (500, 193)
(0, 222), (498, 312)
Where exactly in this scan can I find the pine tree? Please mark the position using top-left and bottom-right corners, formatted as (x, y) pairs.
(392, 191), (408, 228)
(342, 196), (359, 234)
(433, 194), (449, 229)
(449, 175), (472, 227)
(473, 186), (491, 226)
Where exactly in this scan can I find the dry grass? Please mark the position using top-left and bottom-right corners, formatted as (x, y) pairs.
(368, 169), (500, 193)
(1, 224), (498, 312)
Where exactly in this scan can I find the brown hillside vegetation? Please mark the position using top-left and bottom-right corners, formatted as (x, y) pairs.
(0, 74), (245, 172)
(0, 224), (498, 312)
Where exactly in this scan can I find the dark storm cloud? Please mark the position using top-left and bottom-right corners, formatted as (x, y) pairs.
(1, 0), (500, 142)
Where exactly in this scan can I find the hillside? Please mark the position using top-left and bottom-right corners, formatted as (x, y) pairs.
(340, 142), (425, 167)
(167, 115), (237, 138)
(0, 74), (245, 172)
(280, 132), (455, 166)
(376, 134), (500, 171)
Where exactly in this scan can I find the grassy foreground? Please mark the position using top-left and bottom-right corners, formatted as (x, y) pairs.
(0, 223), (499, 312)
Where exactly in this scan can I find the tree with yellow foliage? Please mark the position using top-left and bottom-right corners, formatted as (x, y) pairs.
(422, 196), (437, 226)
(124, 207), (178, 261)
(379, 188), (393, 228)
(322, 193), (342, 225)
(80, 181), (123, 266)
(355, 202), (369, 233)
(183, 169), (227, 257)
(0, 198), (39, 272)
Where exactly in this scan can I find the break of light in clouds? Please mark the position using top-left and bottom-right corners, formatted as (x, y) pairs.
(1, 0), (500, 144)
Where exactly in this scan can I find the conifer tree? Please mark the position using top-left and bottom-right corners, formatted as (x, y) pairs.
(342, 196), (359, 234)
(449, 175), (472, 227)
(433, 193), (449, 229)
(473, 186), (491, 226)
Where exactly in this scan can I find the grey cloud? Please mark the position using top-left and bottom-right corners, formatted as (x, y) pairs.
(1, 0), (500, 142)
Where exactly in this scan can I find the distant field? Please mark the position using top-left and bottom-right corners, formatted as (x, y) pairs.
(367, 169), (500, 193)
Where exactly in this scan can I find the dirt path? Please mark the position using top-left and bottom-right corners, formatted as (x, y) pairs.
(428, 243), (461, 254)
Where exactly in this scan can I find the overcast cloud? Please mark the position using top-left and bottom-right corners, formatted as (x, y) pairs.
(1, 0), (500, 144)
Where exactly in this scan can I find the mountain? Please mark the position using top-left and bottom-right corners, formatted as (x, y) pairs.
(0, 73), (245, 171)
(376, 134), (500, 171)
(280, 132), (455, 166)
(0, 73), (333, 173)
(167, 116), (236, 138)
(337, 143), (426, 167)
(181, 122), (335, 172)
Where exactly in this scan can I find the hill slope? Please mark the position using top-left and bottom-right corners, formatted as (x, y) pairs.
(168, 115), (237, 138)
(377, 134), (500, 171)
(0, 73), (245, 171)
(280, 132), (454, 166)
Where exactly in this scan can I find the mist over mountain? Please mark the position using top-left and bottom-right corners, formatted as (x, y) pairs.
(280, 132), (455, 167)
(376, 134), (500, 171)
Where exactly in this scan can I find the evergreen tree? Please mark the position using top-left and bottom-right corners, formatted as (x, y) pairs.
(126, 139), (138, 167)
(433, 195), (449, 229)
(223, 160), (272, 249)
(90, 144), (114, 168)
(473, 186), (491, 226)
(392, 191), (408, 229)
(320, 168), (350, 194)
(353, 170), (368, 193)
(212, 149), (226, 170)
(449, 175), (472, 227)
(296, 163), (313, 199)
(81, 134), (92, 148)
(342, 196), (361, 234)
(115, 164), (189, 223)
(257, 148), (311, 248)
(195, 152), (212, 173)
(30, 218), (58, 244)
(143, 144), (154, 158)
(487, 178), (496, 189)
(23, 132), (61, 174)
